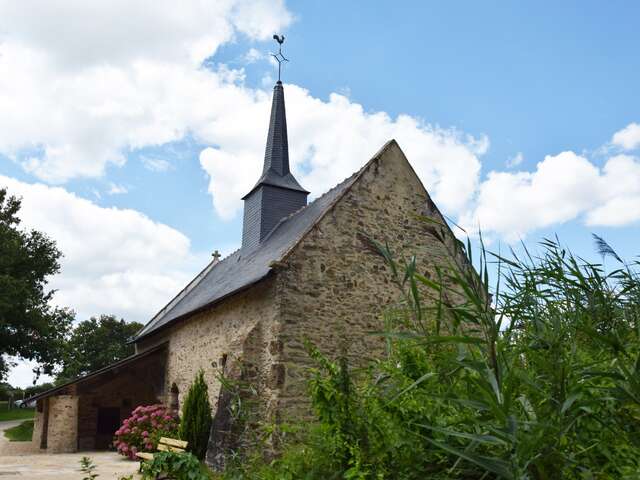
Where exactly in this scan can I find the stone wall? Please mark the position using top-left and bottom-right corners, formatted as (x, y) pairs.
(273, 141), (465, 419)
(137, 279), (279, 413)
(46, 395), (79, 453)
(31, 405), (44, 450)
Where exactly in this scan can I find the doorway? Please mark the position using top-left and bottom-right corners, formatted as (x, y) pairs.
(95, 407), (120, 449)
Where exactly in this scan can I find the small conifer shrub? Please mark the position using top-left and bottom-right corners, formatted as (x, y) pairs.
(179, 369), (213, 460)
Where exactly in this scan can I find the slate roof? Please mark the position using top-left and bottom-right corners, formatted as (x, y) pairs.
(133, 142), (388, 341)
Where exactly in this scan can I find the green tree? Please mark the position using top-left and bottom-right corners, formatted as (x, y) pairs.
(0, 187), (73, 380)
(179, 369), (212, 460)
(0, 382), (18, 401)
(58, 315), (143, 381)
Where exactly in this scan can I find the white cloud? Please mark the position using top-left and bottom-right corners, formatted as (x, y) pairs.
(0, 1), (488, 223)
(6, 358), (54, 389)
(586, 155), (640, 226)
(0, 0), (292, 183)
(141, 156), (172, 172)
(461, 152), (640, 241)
(506, 152), (524, 168)
(200, 85), (488, 220)
(0, 175), (202, 323)
(243, 48), (265, 64)
(0, 0), (489, 228)
(107, 183), (128, 195)
(612, 123), (640, 151)
(0, 1), (638, 259)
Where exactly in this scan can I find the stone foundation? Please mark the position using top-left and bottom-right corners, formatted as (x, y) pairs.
(31, 406), (44, 450)
(46, 395), (79, 453)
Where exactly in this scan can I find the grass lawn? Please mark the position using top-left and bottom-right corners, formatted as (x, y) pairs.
(4, 420), (33, 441)
(0, 403), (35, 422)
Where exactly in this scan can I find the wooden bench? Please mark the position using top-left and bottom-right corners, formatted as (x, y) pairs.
(136, 437), (188, 465)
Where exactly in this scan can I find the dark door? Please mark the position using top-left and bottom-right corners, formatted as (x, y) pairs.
(96, 407), (120, 449)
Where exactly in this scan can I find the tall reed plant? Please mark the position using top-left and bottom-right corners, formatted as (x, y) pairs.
(224, 232), (640, 479)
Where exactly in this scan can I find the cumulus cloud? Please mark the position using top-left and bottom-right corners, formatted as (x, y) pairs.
(612, 123), (640, 151)
(107, 183), (128, 195)
(506, 152), (524, 168)
(0, 0), (292, 183)
(0, 1), (488, 222)
(243, 48), (265, 64)
(586, 155), (640, 226)
(1, 1), (638, 277)
(461, 152), (640, 241)
(200, 85), (488, 220)
(0, 174), (202, 323)
(141, 156), (173, 173)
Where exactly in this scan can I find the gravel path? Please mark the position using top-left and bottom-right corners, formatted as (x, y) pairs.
(0, 451), (140, 479)
(0, 421), (139, 479)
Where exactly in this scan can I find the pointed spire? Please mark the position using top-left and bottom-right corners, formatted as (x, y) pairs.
(263, 81), (290, 177)
(244, 82), (308, 196)
(241, 81), (308, 249)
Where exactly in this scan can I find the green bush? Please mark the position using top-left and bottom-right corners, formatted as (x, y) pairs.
(224, 233), (640, 479)
(180, 369), (213, 460)
(140, 451), (210, 480)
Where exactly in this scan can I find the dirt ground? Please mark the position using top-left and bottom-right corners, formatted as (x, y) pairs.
(0, 420), (140, 479)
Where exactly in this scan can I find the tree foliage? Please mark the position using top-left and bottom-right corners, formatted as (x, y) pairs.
(180, 369), (213, 460)
(0, 187), (73, 380)
(226, 234), (640, 479)
(58, 315), (143, 382)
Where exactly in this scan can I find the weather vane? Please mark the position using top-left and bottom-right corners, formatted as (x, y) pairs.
(271, 34), (288, 82)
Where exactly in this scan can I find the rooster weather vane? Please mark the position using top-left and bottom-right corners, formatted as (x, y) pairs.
(271, 34), (288, 82)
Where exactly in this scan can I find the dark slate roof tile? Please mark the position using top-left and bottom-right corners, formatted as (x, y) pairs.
(134, 168), (362, 341)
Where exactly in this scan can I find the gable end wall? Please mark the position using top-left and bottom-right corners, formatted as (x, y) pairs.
(272, 142), (463, 418)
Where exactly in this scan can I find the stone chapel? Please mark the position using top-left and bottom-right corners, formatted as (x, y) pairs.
(29, 78), (469, 462)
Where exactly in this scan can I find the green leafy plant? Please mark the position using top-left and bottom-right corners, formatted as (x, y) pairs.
(79, 456), (98, 480)
(222, 232), (640, 479)
(180, 369), (213, 460)
(140, 450), (210, 480)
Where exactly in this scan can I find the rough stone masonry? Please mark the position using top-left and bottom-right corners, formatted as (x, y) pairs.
(28, 80), (471, 467)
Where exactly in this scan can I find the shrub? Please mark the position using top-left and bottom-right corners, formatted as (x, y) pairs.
(180, 369), (213, 460)
(114, 404), (178, 459)
(140, 451), (210, 480)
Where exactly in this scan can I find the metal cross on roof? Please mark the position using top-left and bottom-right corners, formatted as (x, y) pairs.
(271, 34), (288, 82)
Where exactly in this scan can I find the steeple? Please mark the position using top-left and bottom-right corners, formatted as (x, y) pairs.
(241, 55), (308, 249)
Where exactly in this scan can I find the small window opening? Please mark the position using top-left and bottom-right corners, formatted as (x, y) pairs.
(170, 383), (179, 411)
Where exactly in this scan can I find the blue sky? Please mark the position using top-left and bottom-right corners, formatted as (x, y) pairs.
(1, 1), (639, 385)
